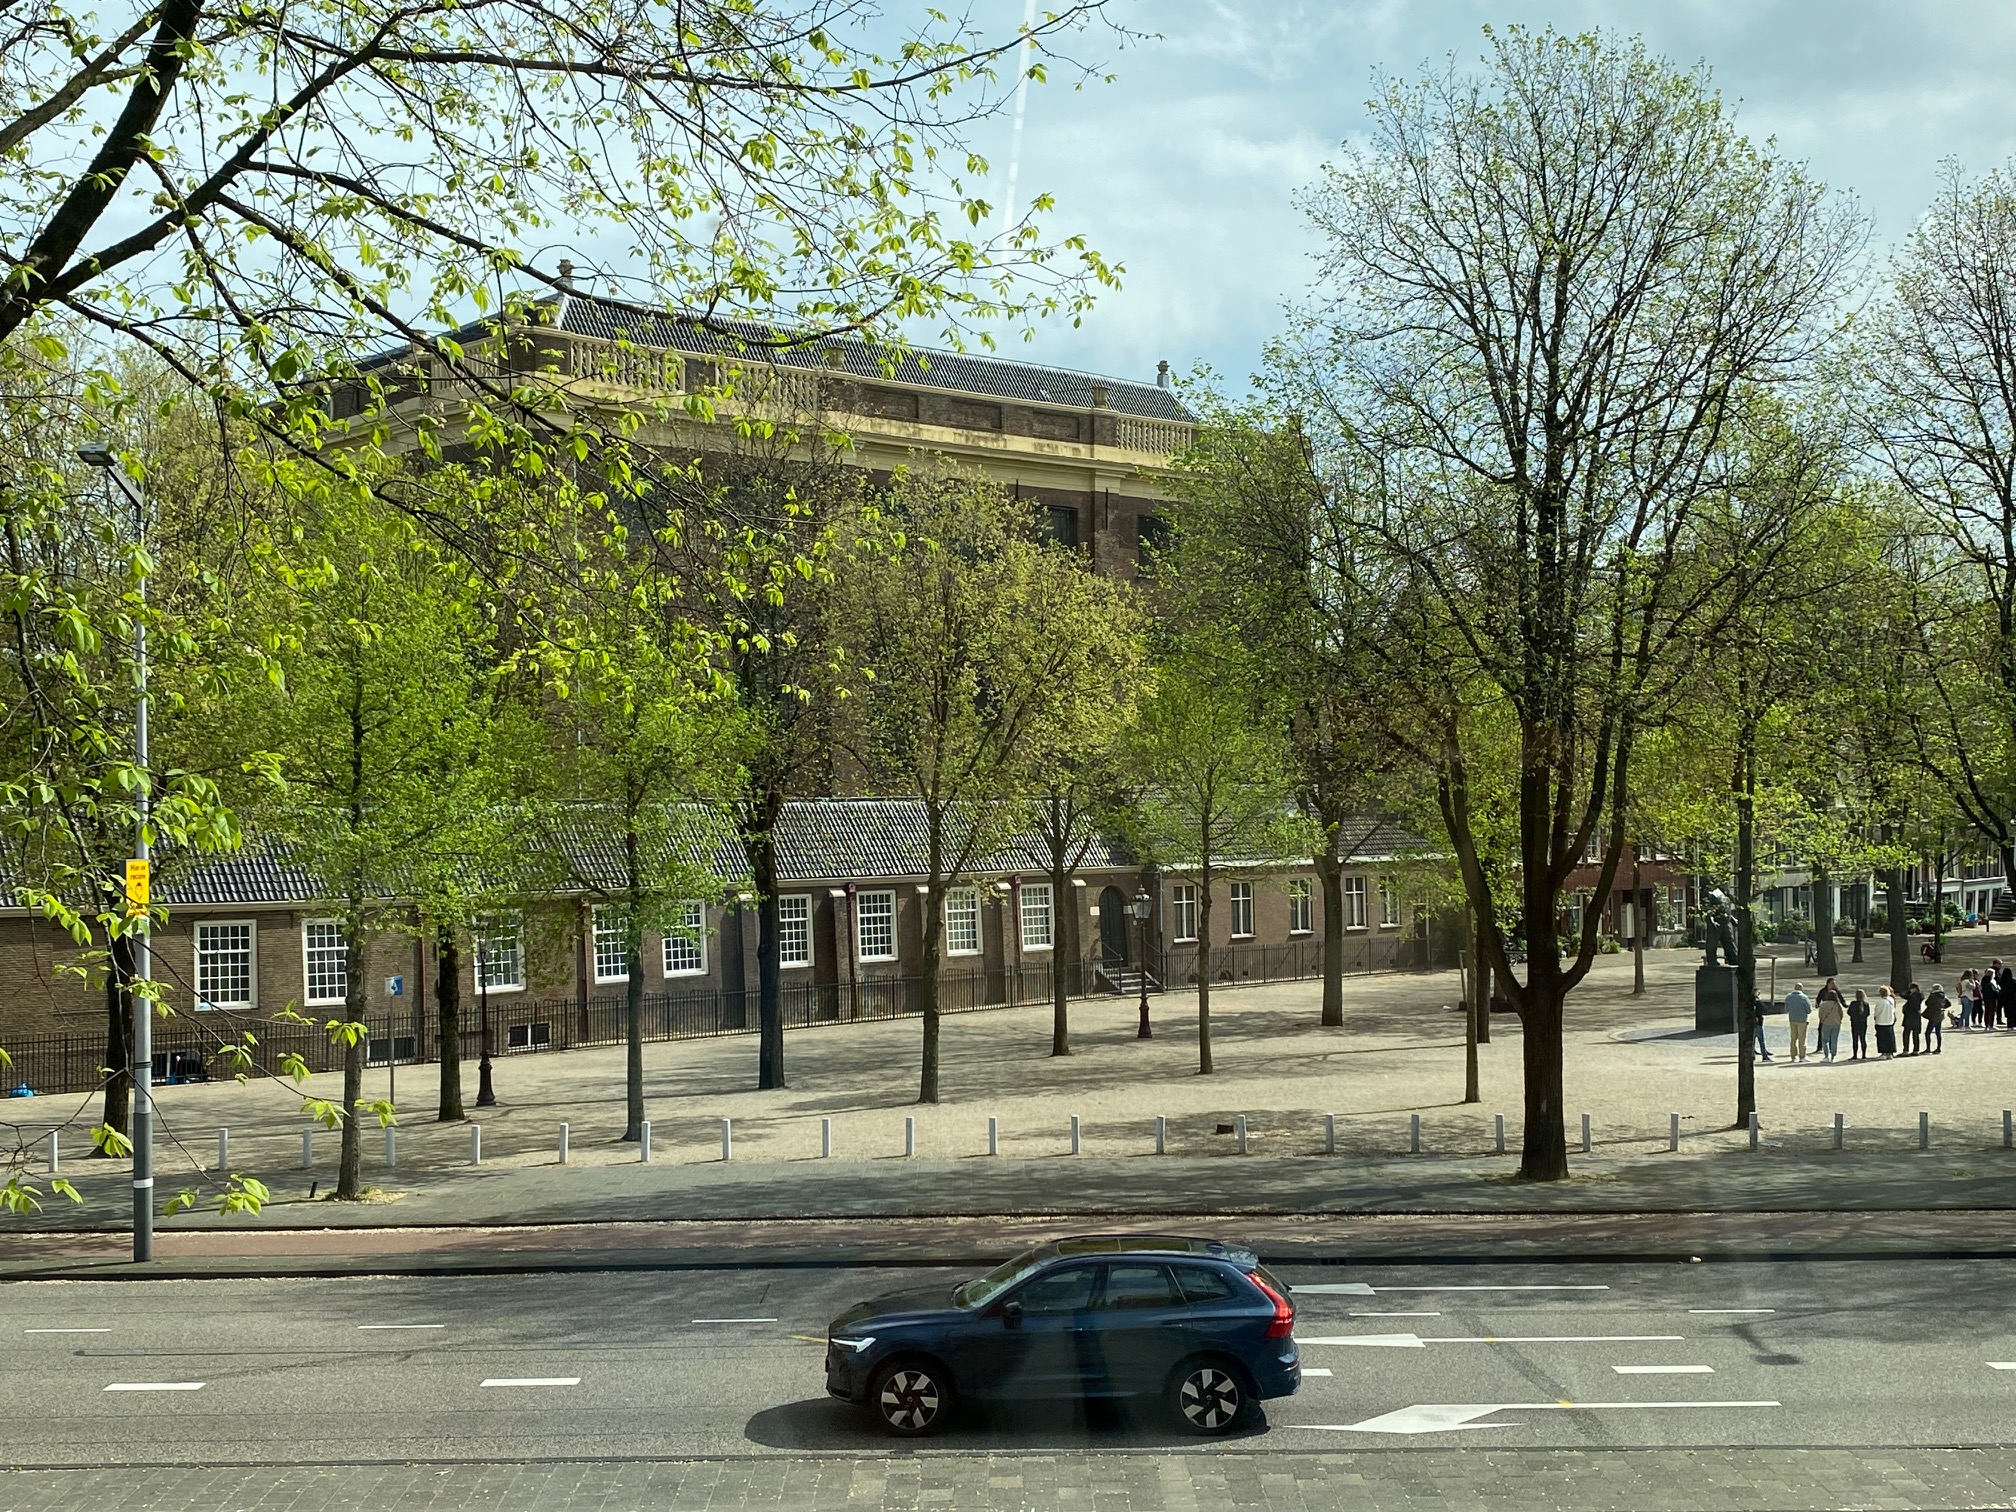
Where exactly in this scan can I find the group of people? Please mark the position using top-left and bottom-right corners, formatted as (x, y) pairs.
(1771, 964), (2016, 1062)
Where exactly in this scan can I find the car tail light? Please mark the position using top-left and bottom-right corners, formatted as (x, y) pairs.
(1251, 1273), (1295, 1338)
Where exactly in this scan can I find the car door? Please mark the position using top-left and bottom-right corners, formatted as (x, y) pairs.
(1084, 1261), (1185, 1396)
(989, 1263), (1100, 1400)
(1165, 1261), (1260, 1361)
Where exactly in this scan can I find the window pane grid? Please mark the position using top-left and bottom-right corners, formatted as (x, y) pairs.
(592, 906), (630, 982)
(946, 888), (980, 954)
(778, 895), (811, 968)
(857, 890), (896, 960)
(663, 901), (706, 975)
(303, 921), (346, 1004)
(1229, 882), (1254, 938)
(197, 923), (253, 1009)
(1288, 879), (1312, 934)
(1172, 884), (1197, 943)
(1343, 877), (1367, 929)
(475, 916), (523, 990)
(1020, 883), (1053, 950)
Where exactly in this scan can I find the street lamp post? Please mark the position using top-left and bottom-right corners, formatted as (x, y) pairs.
(475, 933), (496, 1107)
(1132, 888), (1153, 1040)
(77, 444), (152, 1263)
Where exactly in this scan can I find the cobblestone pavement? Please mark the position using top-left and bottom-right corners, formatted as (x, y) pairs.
(8, 1448), (2016, 1512)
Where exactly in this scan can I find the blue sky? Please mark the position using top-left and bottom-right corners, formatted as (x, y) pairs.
(980, 0), (2016, 391)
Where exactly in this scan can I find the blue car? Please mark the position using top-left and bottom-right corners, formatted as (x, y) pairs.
(825, 1234), (1300, 1437)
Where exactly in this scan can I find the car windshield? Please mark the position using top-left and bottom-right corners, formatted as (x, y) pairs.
(950, 1246), (1052, 1309)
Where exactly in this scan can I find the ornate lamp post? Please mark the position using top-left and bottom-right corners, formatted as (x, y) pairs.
(1133, 887), (1153, 1039)
(475, 931), (497, 1108)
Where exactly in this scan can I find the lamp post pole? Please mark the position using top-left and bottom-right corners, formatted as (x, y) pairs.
(1133, 888), (1152, 1040)
(77, 446), (152, 1262)
(475, 934), (496, 1107)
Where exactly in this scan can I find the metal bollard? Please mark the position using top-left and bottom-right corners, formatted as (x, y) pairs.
(301, 1127), (313, 1169)
(638, 1120), (650, 1163)
(218, 1127), (229, 1172)
(1154, 1114), (1166, 1155)
(1669, 1112), (1680, 1152)
(1410, 1113), (1421, 1155)
(1748, 1111), (1759, 1150)
(1832, 1112), (1844, 1150)
(904, 1116), (915, 1158)
(1919, 1111), (1930, 1150)
(1494, 1114), (1505, 1154)
(1581, 1113), (1591, 1155)
(1324, 1113), (1336, 1155)
(384, 1126), (396, 1169)
(721, 1118), (732, 1162)
(821, 1117), (833, 1159)
(471, 1124), (482, 1165)
(986, 1115), (997, 1157)
(1070, 1115), (1081, 1155)
(1235, 1114), (1248, 1155)
(558, 1122), (569, 1164)
(46, 1130), (57, 1174)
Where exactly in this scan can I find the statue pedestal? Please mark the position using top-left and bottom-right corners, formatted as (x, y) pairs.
(1695, 964), (1740, 1033)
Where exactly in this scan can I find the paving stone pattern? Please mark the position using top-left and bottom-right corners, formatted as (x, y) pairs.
(6, 1450), (2016, 1512)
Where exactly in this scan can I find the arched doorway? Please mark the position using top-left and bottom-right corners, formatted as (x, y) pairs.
(1099, 886), (1130, 970)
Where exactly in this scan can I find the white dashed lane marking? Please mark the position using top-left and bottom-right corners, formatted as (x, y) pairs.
(358, 1324), (445, 1331)
(481, 1378), (579, 1388)
(1614, 1365), (1713, 1374)
(691, 1318), (778, 1324)
(104, 1382), (204, 1392)
(1690, 1309), (1774, 1315)
(24, 1328), (111, 1334)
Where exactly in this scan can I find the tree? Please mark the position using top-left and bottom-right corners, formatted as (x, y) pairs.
(1280, 28), (1859, 1178)
(1128, 653), (1297, 1076)
(838, 475), (1136, 1103)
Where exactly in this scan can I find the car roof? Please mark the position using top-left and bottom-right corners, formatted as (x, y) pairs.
(1041, 1234), (1259, 1267)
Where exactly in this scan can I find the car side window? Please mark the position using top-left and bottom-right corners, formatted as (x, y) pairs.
(1013, 1264), (1099, 1316)
(1098, 1264), (1179, 1310)
(1170, 1264), (1240, 1305)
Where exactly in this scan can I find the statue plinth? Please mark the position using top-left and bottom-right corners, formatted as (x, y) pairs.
(1695, 963), (1740, 1033)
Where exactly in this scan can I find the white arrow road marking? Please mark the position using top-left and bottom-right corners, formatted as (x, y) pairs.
(104, 1382), (204, 1392)
(1302, 1334), (1682, 1348)
(1304, 1399), (1779, 1435)
(1614, 1365), (1712, 1374)
(480, 1377), (579, 1388)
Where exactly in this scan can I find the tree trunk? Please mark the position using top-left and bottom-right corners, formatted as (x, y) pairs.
(1630, 846), (1646, 996)
(1851, 879), (1864, 963)
(1813, 864), (1838, 978)
(98, 925), (134, 1146)
(1050, 852), (1072, 1057)
(1469, 907), (1490, 1076)
(622, 929), (645, 1141)
(435, 933), (464, 1121)
(751, 828), (786, 1090)
(1316, 848), (1345, 1027)
(1886, 867), (1911, 994)
(1197, 867), (1214, 1075)
(1463, 979), (1480, 1106)
(1517, 759), (1566, 1181)
(334, 908), (368, 1200)
(919, 880), (944, 1104)
(1734, 738), (1758, 1128)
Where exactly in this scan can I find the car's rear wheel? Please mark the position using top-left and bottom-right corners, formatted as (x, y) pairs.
(1168, 1358), (1250, 1435)
(870, 1358), (954, 1437)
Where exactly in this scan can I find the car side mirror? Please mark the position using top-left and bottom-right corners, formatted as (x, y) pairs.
(1000, 1300), (1023, 1329)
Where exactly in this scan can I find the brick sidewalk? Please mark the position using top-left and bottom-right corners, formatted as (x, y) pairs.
(6, 1447), (2015, 1512)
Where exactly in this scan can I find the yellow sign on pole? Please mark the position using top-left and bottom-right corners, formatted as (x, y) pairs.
(124, 857), (150, 913)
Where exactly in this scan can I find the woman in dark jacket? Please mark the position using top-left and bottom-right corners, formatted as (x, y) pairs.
(1847, 990), (1872, 1061)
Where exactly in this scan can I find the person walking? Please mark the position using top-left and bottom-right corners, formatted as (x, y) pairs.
(1924, 982), (1949, 1054)
(1783, 982), (1813, 1063)
(1874, 986), (1900, 1059)
(1902, 983), (1924, 1056)
(1815, 978), (1845, 1062)
(1848, 989), (1872, 1061)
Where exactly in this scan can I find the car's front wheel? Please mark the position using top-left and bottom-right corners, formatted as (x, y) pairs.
(870, 1358), (954, 1437)
(1168, 1358), (1250, 1435)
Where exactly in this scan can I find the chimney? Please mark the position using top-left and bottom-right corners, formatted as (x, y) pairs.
(1090, 383), (1110, 408)
(1156, 360), (1171, 390)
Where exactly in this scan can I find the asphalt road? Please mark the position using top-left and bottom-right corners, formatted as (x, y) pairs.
(4, 1256), (2011, 1465)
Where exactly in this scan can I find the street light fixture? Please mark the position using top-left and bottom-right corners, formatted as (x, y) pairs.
(1132, 887), (1153, 1040)
(475, 932), (497, 1107)
(76, 444), (153, 1263)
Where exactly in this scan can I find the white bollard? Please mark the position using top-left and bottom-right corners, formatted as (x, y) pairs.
(1919, 1111), (1930, 1150)
(301, 1127), (313, 1169)
(1494, 1114), (1505, 1154)
(558, 1122), (569, 1164)
(217, 1127), (229, 1171)
(1832, 1112), (1844, 1150)
(1581, 1113), (1591, 1155)
(987, 1115), (998, 1157)
(1154, 1114), (1166, 1156)
(1070, 1115), (1081, 1155)
(638, 1120), (651, 1163)
(1235, 1114), (1248, 1155)
(1410, 1113), (1421, 1155)
(384, 1126), (396, 1169)
(1324, 1113), (1336, 1155)
(471, 1124), (482, 1165)
(721, 1118), (732, 1162)
(904, 1115), (915, 1158)
(821, 1117), (833, 1159)
(1748, 1111), (1760, 1150)
(1669, 1112), (1680, 1152)
(46, 1130), (57, 1173)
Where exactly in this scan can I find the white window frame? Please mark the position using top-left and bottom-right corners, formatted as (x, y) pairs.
(474, 913), (525, 993)
(661, 900), (707, 977)
(777, 893), (812, 969)
(1343, 877), (1368, 931)
(1019, 881), (1054, 952)
(196, 920), (256, 1011)
(944, 886), (981, 956)
(1228, 881), (1254, 940)
(301, 919), (347, 1006)
(856, 889), (897, 963)
(1380, 879), (1401, 929)
(1171, 883), (1198, 944)
(592, 904), (630, 984)
(1287, 879), (1312, 936)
